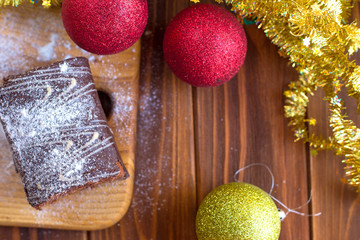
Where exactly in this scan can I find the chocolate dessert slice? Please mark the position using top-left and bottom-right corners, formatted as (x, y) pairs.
(0, 57), (128, 209)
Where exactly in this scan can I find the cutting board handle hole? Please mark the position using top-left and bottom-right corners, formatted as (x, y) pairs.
(97, 90), (113, 119)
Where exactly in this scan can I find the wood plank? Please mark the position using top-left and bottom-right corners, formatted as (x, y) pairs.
(0, 227), (19, 240)
(0, 3), (139, 230)
(194, 21), (311, 239)
(0, 227), (78, 240)
(309, 125), (360, 240)
(309, 4), (360, 239)
(35, 229), (87, 240)
(90, 0), (197, 239)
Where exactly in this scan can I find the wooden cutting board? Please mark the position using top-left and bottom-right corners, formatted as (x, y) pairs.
(0, 4), (139, 230)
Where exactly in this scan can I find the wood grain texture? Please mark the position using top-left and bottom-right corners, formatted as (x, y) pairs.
(0, 227), (87, 240)
(309, 4), (360, 240)
(194, 20), (310, 240)
(32, 229), (87, 240)
(2, 0), (360, 240)
(0, 227), (18, 240)
(0, 4), (139, 231)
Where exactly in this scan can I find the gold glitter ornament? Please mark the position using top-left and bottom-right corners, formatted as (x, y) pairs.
(196, 182), (281, 240)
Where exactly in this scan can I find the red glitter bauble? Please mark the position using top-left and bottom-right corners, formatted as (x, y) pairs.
(163, 4), (247, 87)
(62, 0), (148, 55)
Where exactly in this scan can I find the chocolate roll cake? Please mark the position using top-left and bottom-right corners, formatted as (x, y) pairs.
(0, 57), (128, 209)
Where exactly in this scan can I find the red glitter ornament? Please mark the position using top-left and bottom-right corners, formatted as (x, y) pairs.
(62, 0), (148, 55)
(163, 4), (247, 87)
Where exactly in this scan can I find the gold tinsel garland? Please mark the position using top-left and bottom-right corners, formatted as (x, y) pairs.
(0, 0), (61, 7)
(192, 0), (360, 190)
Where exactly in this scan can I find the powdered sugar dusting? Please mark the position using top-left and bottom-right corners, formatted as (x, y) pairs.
(0, 126), (17, 183)
(37, 33), (58, 62)
(60, 62), (69, 72)
(0, 7), (133, 80)
(0, 132), (129, 224)
(111, 89), (135, 143)
(0, 8), (61, 79)
(0, 58), (125, 208)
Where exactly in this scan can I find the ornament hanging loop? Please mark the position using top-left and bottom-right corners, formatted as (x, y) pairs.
(234, 162), (275, 195)
(234, 163), (321, 220)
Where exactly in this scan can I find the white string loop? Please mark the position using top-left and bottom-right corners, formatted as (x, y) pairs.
(234, 163), (275, 195)
(233, 163), (322, 220)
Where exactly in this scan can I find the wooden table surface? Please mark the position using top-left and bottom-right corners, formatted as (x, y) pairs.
(1, 0), (360, 239)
